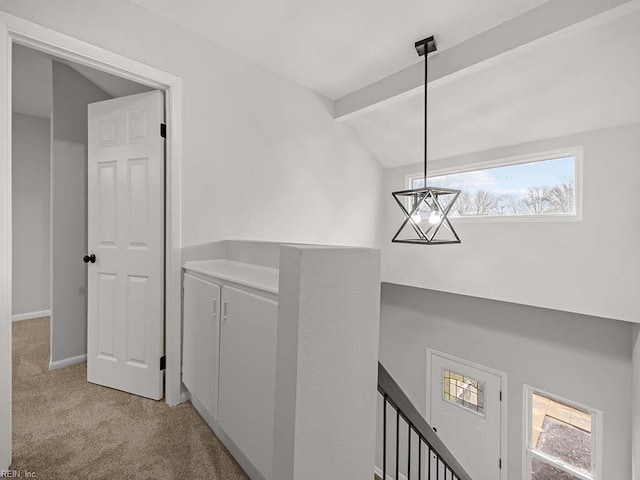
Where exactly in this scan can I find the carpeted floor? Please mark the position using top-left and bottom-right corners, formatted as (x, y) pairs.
(11, 317), (248, 480)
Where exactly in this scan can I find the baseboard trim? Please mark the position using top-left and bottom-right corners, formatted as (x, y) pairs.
(180, 388), (191, 404)
(49, 354), (86, 371)
(375, 466), (408, 480)
(12, 309), (51, 322)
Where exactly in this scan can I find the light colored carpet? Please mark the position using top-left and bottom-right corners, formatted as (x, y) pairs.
(11, 317), (248, 480)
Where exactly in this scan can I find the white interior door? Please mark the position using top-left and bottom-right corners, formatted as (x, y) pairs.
(87, 90), (165, 400)
(429, 351), (502, 480)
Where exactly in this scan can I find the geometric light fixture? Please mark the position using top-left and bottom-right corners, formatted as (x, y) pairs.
(392, 36), (461, 244)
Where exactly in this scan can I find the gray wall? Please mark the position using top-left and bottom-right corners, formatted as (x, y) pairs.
(379, 282), (633, 480)
(50, 62), (111, 363)
(12, 113), (51, 316)
(633, 325), (639, 480)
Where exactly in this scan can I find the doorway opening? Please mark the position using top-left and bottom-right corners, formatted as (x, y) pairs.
(12, 43), (160, 369)
(0, 13), (183, 471)
(11, 39), (166, 464)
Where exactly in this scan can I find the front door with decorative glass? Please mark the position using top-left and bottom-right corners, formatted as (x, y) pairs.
(428, 350), (503, 480)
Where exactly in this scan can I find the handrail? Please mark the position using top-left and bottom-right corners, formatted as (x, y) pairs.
(378, 362), (473, 480)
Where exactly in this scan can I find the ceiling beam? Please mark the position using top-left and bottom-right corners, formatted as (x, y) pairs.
(334, 0), (640, 121)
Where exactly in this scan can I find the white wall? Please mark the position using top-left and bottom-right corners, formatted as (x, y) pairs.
(379, 282), (633, 480)
(383, 123), (640, 322)
(0, 0), (384, 252)
(0, 2), (384, 469)
(50, 61), (111, 363)
(11, 112), (50, 316)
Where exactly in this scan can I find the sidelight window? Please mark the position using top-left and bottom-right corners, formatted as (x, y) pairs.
(524, 386), (601, 480)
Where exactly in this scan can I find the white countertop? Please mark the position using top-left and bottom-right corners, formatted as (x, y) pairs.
(183, 259), (279, 294)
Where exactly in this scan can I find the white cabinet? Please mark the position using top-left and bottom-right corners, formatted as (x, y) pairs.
(182, 260), (279, 480)
(218, 286), (278, 480)
(182, 273), (221, 418)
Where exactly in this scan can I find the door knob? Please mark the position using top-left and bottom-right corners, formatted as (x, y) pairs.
(83, 254), (96, 264)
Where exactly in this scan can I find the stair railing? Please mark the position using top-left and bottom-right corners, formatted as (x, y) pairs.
(377, 362), (473, 480)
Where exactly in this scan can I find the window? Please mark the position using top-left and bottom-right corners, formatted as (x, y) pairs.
(525, 386), (601, 480)
(409, 151), (581, 220)
(443, 369), (485, 416)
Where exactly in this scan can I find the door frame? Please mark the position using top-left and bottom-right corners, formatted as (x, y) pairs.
(426, 348), (509, 480)
(0, 12), (184, 469)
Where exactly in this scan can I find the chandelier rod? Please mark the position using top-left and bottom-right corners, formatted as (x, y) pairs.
(423, 45), (428, 184)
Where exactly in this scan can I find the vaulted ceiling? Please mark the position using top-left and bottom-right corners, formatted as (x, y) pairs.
(131, 0), (549, 99)
(131, 0), (640, 168)
(346, 9), (640, 166)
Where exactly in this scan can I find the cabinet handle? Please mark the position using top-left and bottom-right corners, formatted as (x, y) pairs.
(222, 300), (228, 322)
(212, 298), (217, 320)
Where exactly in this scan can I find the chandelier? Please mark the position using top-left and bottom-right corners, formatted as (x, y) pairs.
(391, 36), (461, 245)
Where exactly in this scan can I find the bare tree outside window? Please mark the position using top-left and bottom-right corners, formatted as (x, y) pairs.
(547, 179), (574, 214)
(455, 191), (473, 216)
(411, 155), (577, 218)
(473, 190), (498, 215)
(524, 187), (551, 215)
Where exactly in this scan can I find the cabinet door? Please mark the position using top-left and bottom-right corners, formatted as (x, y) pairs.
(218, 286), (278, 480)
(182, 273), (221, 418)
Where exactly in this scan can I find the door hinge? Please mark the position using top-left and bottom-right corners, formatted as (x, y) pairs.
(160, 123), (167, 138)
(160, 355), (166, 370)
(499, 458), (502, 469)
(500, 390), (502, 401)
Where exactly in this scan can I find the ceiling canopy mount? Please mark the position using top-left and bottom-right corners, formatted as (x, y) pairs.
(414, 36), (437, 57)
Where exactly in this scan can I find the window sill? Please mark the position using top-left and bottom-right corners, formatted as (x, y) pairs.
(448, 213), (582, 224)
